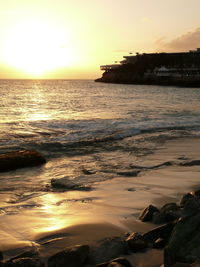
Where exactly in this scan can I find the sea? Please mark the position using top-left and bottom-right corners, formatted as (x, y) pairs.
(0, 79), (200, 255)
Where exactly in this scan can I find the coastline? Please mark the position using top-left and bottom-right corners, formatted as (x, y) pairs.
(96, 49), (200, 88)
(1, 136), (200, 266)
(95, 74), (200, 87)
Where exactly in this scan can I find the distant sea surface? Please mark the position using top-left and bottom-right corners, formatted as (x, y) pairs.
(1, 79), (200, 155)
(0, 79), (200, 218)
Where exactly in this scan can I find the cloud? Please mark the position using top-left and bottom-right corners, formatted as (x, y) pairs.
(156, 28), (200, 52)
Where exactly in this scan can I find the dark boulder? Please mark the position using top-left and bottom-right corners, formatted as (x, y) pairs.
(7, 248), (40, 263)
(0, 150), (46, 172)
(48, 245), (90, 267)
(139, 204), (159, 222)
(192, 189), (200, 197)
(4, 258), (44, 267)
(51, 177), (91, 191)
(164, 213), (200, 266)
(143, 221), (175, 245)
(173, 263), (200, 267)
(0, 252), (3, 261)
(116, 171), (140, 177)
(107, 263), (122, 267)
(125, 232), (147, 252)
(152, 238), (167, 249)
(180, 193), (194, 207)
(0, 251), (3, 267)
(88, 237), (128, 265)
(180, 192), (200, 217)
(51, 177), (79, 189)
(180, 160), (200, 166)
(153, 203), (181, 224)
(181, 198), (200, 218)
(81, 168), (95, 175)
(108, 263), (123, 267)
(96, 257), (132, 267)
(161, 203), (180, 213)
(152, 211), (166, 224)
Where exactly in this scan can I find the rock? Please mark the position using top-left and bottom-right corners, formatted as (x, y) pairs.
(192, 189), (200, 197)
(180, 160), (200, 166)
(152, 211), (166, 224)
(150, 161), (173, 169)
(7, 248), (40, 262)
(96, 257), (132, 267)
(181, 198), (200, 218)
(164, 213), (200, 266)
(180, 193), (200, 217)
(109, 263), (123, 267)
(139, 204), (159, 222)
(51, 177), (78, 189)
(180, 193), (195, 207)
(153, 203), (181, 224)
(4, 258), (44, 267)
(82, 168), (95, 175)
(152, 238), (167, 249)
(0, 150), (46, 172)
(161, 203), (180, 213)
(48, 244), (90, 267)
(177, 156), (190, 161)
(125, 232), (147, 252)
(51, 177), (91, 191)
(108, 263), (122, 267)
(116, 171), (140, 177)
(143, 221), (175, 245)
(0, 252), (3, 267)
(88, 237), (128, 265)
(173, 263), (199, 267)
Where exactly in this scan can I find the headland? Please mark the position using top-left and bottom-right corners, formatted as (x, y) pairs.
(96, 49), (200, 87)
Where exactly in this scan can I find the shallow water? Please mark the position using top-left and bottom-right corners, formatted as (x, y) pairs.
(0, 79), (200, 257)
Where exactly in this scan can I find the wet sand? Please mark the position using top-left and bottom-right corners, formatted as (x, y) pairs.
(1, 137), (200, 266)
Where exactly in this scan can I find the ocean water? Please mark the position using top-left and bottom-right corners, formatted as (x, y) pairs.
(1, 79), (200, 154)
(0, 79), (200, 254)
(1, 79), (200, 191)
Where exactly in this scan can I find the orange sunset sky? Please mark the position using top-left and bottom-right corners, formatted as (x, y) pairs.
(0, 0), (200, 79)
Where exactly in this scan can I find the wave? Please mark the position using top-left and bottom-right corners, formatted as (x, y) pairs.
(1, 122), (199, 158)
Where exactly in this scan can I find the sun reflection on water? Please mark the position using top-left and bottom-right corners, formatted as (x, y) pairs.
(38, 194), (73, 233)
(23, 84), (53, 122)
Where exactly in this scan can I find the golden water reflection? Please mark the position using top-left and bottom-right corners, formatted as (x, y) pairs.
(23, 84), (53, 122)
(38, 193), (75, 233)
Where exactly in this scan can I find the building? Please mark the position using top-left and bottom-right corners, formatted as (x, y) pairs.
(100, 48), (200, 73)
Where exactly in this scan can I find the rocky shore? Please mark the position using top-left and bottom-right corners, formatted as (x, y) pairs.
(1, 188), (200, 267)
(1, 138), (200, 267)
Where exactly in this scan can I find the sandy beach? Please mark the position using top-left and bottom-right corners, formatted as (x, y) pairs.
(1, 136), (200, 266)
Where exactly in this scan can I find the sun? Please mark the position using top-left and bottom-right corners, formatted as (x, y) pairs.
(3, 20), (75, 76)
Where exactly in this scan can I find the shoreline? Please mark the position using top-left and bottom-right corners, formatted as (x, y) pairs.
(1, 136), (200, 266)
(95, 77), (200, 88)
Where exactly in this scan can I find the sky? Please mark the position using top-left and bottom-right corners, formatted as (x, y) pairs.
(0, 0), (200, 79)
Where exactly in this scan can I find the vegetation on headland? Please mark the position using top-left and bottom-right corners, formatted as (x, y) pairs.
(96, 49), (200, 87)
